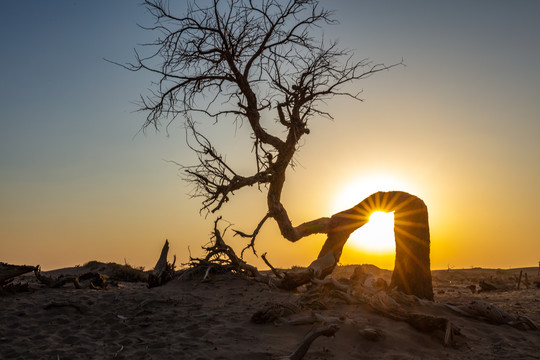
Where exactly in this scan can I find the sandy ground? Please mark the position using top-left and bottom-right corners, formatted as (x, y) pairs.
(1, 264), (539, 359)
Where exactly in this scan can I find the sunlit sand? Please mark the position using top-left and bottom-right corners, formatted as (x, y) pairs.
(1, 262), (539, 359)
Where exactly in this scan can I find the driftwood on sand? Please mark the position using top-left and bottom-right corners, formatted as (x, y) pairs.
(168, 190), (538, 359)
(185, 191), (433, 302)
(34, 266), (107, 289)
(231, 191), (434, 299)
(284, 324), (339, 360)
(0, 262), (37, 284)
(447, 300), (538, 330)
(252, 264), (538, 356)
(253, 267), (460, 348)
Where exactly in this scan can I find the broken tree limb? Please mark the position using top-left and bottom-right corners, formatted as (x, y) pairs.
(0, 263), (37, 284)
(153, 239), (169, 276)
(456, 300), (538, 330)
(285, 324), (339, 360)
(274, 191), (434, 299)
(261, 252), (283, 279)
(186, 218), (272, 285)
(368, 291), (459, 346)
(311, 277), (349, 292)
(235, 213), (271, 257)
(195, 191), (434, 299)
(148, 240), (176, 288)
(268, 253), (337, 291)
(292, 217), (331, 240)
(34, 266), (78, 288)
(34, 267), (107, 289)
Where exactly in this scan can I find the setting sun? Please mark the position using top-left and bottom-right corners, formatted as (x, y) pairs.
(331, 175), (408, 255)
(347, 211), (396, 253)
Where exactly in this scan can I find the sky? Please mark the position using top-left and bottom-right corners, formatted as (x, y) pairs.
(1, 1), (539, 271)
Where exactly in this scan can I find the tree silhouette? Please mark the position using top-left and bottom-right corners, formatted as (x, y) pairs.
(121, 0), (434, 299)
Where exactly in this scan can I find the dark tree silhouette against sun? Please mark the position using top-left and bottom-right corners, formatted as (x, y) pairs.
(120, 0), (432, 299)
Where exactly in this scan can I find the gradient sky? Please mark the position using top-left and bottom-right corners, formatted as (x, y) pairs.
(1, 1), (539, 271)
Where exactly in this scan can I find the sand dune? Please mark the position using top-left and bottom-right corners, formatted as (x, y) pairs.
(1, 264), (539, 359)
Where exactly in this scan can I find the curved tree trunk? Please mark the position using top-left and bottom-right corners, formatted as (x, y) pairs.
(301, 191), (433, 300)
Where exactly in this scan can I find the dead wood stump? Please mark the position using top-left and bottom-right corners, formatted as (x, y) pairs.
(148, 239), (176, 288)
(313, 191), (433, 300)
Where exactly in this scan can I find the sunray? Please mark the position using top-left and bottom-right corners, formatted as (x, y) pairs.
(394, 220), (428, 229)
(379, 191), (392, 211)
(388, 193), (417, 213)
(366, 192), (377, 212)
(318, 190), (432, 299)
(394, 225), (431, 250)
(373, 191), (382, 209)
(393, 207), (425, 219)
(379, 191), (401, 212)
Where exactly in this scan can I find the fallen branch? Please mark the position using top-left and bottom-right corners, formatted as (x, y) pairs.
(186, 218), (271, 284)
(367, 291), (460, 346)
(262, 252), (283, 279)
(284, 324), (339, 360)
(113, 343), (124, 358)
(457, 300), (538, 330)
(0, 263), (37, 284)
(34, 267), (107, 289)
(34, 266), (78, 288)
(311, 277), (349, 292)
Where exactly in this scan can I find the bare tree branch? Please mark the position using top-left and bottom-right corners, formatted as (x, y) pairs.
(124, 0), (402, 255)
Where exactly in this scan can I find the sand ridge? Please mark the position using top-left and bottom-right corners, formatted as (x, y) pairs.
(1, 266), (539, 359)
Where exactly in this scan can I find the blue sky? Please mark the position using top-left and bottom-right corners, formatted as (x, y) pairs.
(1, 1), (539, 270)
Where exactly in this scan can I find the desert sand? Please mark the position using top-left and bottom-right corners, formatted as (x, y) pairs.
(1, 263), (539, 360)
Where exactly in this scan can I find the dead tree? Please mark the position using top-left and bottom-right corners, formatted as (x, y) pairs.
(314, 191), (433, 300)
(274, 191), (433, 300)
(119, 0), (399, 226)
(148, 240), (176, 288)
(116, 1), (438, 298)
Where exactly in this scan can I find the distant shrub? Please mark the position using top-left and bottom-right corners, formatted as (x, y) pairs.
(82, 260), (148, 282)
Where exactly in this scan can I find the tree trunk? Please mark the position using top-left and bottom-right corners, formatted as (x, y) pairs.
(309, 191), (433, 300)
(148, 240), (175, 288)
(389, 193), (433, 300)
